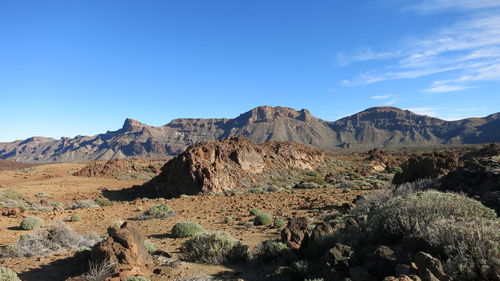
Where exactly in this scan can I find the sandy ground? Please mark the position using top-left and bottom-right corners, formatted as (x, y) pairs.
(0, 162), (368, 281)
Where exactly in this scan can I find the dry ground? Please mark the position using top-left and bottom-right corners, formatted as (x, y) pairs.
(0, 161), (370, 281)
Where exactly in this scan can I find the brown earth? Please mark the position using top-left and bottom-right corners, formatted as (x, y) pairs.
(0, 155), (375, 281)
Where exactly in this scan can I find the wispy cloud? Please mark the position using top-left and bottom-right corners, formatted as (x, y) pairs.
(407, 0), (500, 13)
(407, 107), (439, 116)
(371, 94), (394, 99)
(340, 2), (500, 92)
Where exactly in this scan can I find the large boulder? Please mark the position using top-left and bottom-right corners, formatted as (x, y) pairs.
(281, 217), (313, 250)
(90, 222), (154, 280)
(149, 136), (324, 197)
(439, 156), (500, 213)
(414, 252), (452, 281)
(393, 152), (460, 184)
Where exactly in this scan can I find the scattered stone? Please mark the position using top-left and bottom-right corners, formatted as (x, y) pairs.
(414, 252), (451, 281)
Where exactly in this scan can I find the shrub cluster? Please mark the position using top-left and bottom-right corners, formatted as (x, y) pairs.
(171, 222), (204, 238)
(143, 240), (156, 254)
(0, 266), (21, 281)
(125, 276), (150, 281)
(273, 218), (286, 229)
(20, 216), (44, 230)
(254, 213), (273, 226)
(135, 204), (175, 220)
(253, 240), (296, 265)
(181, 231), (248, 264)
(3, 221), (101, 257)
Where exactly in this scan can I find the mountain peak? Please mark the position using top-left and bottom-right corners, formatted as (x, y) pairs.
(122, 118), (147, 131)
(235, 105), (313, 124)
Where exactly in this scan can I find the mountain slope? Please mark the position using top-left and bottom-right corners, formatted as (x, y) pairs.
(1, 106), (498, 163)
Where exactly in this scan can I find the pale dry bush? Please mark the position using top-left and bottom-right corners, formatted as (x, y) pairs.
(80, 260), (115, 281)
(181, 231), (248, 264)
(174, 274), (217, 281)
(422, 216), (500, 281)
(5, 221), (101, 257)
(366, 191), (496, 238)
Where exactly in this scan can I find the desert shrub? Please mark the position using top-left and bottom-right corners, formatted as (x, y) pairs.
(95, 198), (113, 207)
(181, 231), (248, 264)
(254, 213), (273, 226)
(1, 245), (19, 256)
(136, 204), (175, 220)
(20, 216), (44, 230)
(70, 214), (81, 222)
(80, 260), (115, 281)
(0, 266), (21, 281)
(35, 192), (49, 198)
(422, 216), (500, 280)
(247, 187), (265, 194)
(342, 188), (351, 193)
(253, 240), (296, 264)
(171, 222), (205, 238)
(366, 191), (496, 239)
(7, 221), (101, 257)
(113, 220), (125, 227)
(273, 218), (286, 229)
(249, 208), (260, 216)
(224, 216), (233, 223)
(354, 178), (446, 215)
(68, 200), (99, 209)
(2, 190), (24, 200)
(143, 240), (156, 254)
(293, 181), (321, 189)
(125, 277), (150, 281)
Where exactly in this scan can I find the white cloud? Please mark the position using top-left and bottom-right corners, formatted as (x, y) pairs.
(407, 107), (439, 116)
(371, 94), (394, 99)
(407, 0), (500, 13)
(340, 4), (500, 92)
(385, 99), (397, 105)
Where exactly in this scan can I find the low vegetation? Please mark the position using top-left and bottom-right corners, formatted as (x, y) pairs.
(254, 213), (273, 226)
(171, 222), (205, 238)
(135, 204), (175, 220)
(253, 240), (296, 265)
(181, 231), (248, 264)
(0, 266), (21, 281)
(20, 216), (44, 230)
(2, 221), (101, 257)
(143, 240), (156, 254)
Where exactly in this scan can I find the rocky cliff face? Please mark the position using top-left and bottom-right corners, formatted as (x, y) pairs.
(0, 106), (498, 163)
(148, 136), (325, 197)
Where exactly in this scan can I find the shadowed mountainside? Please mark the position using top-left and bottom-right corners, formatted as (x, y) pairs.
(1, 106), (499, 163)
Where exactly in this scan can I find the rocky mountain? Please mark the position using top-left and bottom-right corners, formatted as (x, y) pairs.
(1, 106), (499, 163)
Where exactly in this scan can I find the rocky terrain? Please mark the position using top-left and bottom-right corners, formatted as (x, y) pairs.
(148, 136), (325, 197)
(1, 106), (499, 163)
(0, 140), (498, 281)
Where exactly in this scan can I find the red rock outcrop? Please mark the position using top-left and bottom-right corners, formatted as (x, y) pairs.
(149, 136), (325, 197)
(90, 222), (154, 280)
(392, 152), (461, 184)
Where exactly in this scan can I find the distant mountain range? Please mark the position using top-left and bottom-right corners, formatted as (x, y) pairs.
(1, 106), (499, 163)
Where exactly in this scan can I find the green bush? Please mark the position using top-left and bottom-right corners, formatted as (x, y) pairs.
(20, 216), (44, 230)
(254, 213), (273, 226)
(0, 266), (21, 281)
(134, 203), (176, 220)
(181, 231), (248, 264)
(422, 216), (499, 280)
(125, 276), (150, 281)
(253, 240), (296, 264)
(273, 218), (286, 229)
(171, 222), (204, 238)
(1, 245), (19, 256)
(2, 190), (24, 200)
(250, 208), (260, 216)
(144, 240), (156, 254)
(35, 192), (49, 198)
(95, 198), (113, 207)
(224, 216), (233, 223)
(366, 191), (496, 238)
(70, 214), (81, 222)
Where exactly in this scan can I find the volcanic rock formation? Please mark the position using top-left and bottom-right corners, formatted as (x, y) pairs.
(147, 136), (325, 197)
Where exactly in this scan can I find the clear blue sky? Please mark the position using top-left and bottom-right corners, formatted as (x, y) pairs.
(1, 0), (499, 142)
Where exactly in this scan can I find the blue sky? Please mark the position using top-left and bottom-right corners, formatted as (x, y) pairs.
(0, 0), (499, 142)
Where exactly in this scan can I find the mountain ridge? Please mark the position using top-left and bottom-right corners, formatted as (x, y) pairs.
(1, 105), (499, 163)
